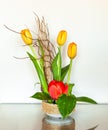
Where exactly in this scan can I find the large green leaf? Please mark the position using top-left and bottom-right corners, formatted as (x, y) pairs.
(52, 50), (61, 81)
(61, 64), (70, 81)
(76, 96), (97, 104)
(57, 94), (76, 119)
(31, 92), (51, 100)
(27, 52), (48, 94)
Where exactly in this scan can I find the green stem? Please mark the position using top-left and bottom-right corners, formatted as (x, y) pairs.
(67, 59), (72, 84)
(29, 44), (37, 59)
(58, 46), (61, 81)
(29, 44), (42, 69)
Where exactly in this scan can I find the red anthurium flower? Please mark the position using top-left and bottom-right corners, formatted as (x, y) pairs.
(48, 80), (68, 100)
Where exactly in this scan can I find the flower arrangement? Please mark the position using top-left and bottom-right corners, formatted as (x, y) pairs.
(6, 15), (97, 119)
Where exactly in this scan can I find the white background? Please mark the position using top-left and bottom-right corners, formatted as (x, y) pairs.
(0, 0), (108, 103)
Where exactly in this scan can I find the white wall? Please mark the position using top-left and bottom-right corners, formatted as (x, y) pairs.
(0, 0), (108, 103)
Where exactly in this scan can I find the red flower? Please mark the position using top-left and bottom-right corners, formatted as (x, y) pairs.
(48, 80), (68, 100)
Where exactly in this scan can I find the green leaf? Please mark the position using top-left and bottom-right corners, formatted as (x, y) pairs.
(27, 52), (48, 94)
(31, 92), (51, 100)
(52, 49), (61, 81)
(61, 64), (70, 81)
(76, 96), (97, 104)
(57, 94), (76, 119)
(68, 83), (74, 95)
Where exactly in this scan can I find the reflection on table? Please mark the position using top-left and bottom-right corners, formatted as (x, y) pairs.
(41, 115), (99, 130)
(42, 116), (75, 130)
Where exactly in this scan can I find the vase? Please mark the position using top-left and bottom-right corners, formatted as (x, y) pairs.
(42, 101), (75, 118)
(42, 101), (75, 127)
(42, 101), (61, 118)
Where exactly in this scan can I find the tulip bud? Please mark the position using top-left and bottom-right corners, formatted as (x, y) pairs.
(21, 29), (32, 45)
(57, 30), (67, 46)
(67, 42), (77, 59)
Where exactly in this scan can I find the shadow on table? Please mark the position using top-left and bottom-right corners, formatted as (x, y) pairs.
(87, 124), (99, 130)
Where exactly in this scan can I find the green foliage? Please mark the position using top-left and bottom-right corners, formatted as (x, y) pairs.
(27, 52), (48, 94)
(31, 92), (51, 100)
(61, 64), (70, 81)
(57, 94), (76, 119)
(76, 96), (97, 104)
(52, 49), (61, 81)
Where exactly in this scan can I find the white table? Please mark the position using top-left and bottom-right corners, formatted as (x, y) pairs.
(0, 104), (108, 130)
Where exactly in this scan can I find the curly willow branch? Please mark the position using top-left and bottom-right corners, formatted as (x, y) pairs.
(34, 15), (56, 84)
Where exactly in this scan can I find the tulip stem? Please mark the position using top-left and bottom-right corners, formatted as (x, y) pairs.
(58, 46), (62, 81)
(29, 44), (42, 69)
(67, 59), (72, 84)
(29, 44), (37, 59)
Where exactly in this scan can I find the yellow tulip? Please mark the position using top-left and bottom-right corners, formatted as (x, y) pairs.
(67, 42), (77, 59)
(21, 29), (32, 45)
(57, 30), (67, 46)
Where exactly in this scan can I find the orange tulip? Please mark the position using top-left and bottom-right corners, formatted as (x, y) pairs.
(21, 29), (32, 45)
(67, 42), (77, 59)
(57, 30), (67, 46)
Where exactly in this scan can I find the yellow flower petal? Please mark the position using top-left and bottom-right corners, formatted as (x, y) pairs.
(67, 42), (77, 59)
(57, 30), (67, 46)
(21, 29), (32, 45)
